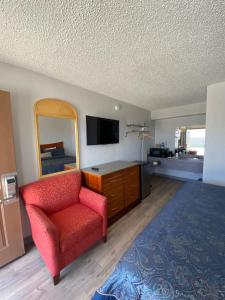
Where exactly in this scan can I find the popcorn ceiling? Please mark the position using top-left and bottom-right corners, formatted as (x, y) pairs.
(0, 0), (225, 110)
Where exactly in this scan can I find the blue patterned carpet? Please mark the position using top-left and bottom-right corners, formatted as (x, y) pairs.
(92, 182), (225, 300)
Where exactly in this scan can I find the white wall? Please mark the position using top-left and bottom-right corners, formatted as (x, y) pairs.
(151, 102), (206, 120)
(0, 62), (152, 237)
(203, 81), (225, 186)
(154, 115), (206, 150)
(39, 116), (75, 156)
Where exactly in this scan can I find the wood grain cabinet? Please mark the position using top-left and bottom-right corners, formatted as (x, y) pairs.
(81, 162), (140, 224)
(0, 90), (25, 267)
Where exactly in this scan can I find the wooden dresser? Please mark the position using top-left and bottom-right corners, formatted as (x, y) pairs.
(81, 161), (140, 224)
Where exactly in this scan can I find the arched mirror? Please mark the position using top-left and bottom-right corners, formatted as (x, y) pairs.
(34, 99), (80, 178)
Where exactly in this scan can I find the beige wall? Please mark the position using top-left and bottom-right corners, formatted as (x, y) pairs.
(0, 62), (152, 237)
(154, 114), (206, 151)
(151, 102), (206, 120)
(203, 81), (225, 186)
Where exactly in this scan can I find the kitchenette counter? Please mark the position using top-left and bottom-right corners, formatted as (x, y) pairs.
(148, 156), (203, 180)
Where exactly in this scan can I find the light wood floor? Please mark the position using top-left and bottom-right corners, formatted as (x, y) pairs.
(0, 176), (182, 300)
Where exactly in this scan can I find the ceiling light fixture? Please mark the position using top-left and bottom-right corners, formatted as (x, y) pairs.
(114, 104), (121, 111)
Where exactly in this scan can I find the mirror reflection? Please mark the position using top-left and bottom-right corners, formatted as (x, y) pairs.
(175, 126), (205, 156)
(39, 116), (77, 175)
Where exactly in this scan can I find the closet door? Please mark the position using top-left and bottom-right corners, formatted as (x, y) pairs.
(0, 90), (24, 267)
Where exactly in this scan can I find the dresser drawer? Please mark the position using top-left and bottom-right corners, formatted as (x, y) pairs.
(102, 171), (123, 189)
(124, 166), (139, 183)
(102, 184), (124, 218)
(108, 194), (125, 218)
(103, 185), (123, 198)
(124, 166), (140, 206)
(125, 186), (140, 206)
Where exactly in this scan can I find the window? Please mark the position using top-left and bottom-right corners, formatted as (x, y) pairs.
(186, 128), (205, 155)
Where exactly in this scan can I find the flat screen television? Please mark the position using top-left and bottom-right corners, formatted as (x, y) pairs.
(86, 115), (119, 145)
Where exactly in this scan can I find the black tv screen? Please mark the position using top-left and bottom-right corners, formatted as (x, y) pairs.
(86, 115), (119, 145)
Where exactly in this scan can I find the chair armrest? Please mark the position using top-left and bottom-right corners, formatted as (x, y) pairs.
(79, 187), (107, 236)
(26, 204), (60, 275)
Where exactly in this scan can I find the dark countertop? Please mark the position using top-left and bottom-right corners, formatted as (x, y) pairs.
(82, 160), (139, 176)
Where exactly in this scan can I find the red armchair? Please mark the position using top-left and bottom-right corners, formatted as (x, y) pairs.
(20, 172), (107, 284)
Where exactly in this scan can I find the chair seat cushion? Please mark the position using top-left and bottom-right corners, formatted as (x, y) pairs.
(49, 203), (102, 253)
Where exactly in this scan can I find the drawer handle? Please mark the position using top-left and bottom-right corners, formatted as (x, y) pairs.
(108, 179), (121, 183)
(130, 184), (137, 188)
(112, 207), (119, 211)
(109, 194), (122, 199)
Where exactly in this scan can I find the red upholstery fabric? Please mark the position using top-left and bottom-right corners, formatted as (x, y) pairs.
(79, 187), (107, 237)
(20, 172), (81, 215)
(20, 172), (107, 278)
(26, 204), (60, 276)
(60, 226), (103, 271)
(49, 203), (102, 253)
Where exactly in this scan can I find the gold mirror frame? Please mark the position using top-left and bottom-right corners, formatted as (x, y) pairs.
(34, 98), (80, 178)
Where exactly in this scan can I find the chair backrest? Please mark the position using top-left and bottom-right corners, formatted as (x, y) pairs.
(20, 172), (81, 215)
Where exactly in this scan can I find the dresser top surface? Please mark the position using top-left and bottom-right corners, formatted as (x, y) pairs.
(81, 160), (139, 176)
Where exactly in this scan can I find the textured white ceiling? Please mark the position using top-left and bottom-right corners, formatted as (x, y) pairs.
(0, 1), (225, 111)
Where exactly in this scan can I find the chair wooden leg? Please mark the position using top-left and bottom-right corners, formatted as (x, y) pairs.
(102, 236), (107, 243)
(53, 273), (60, 285)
